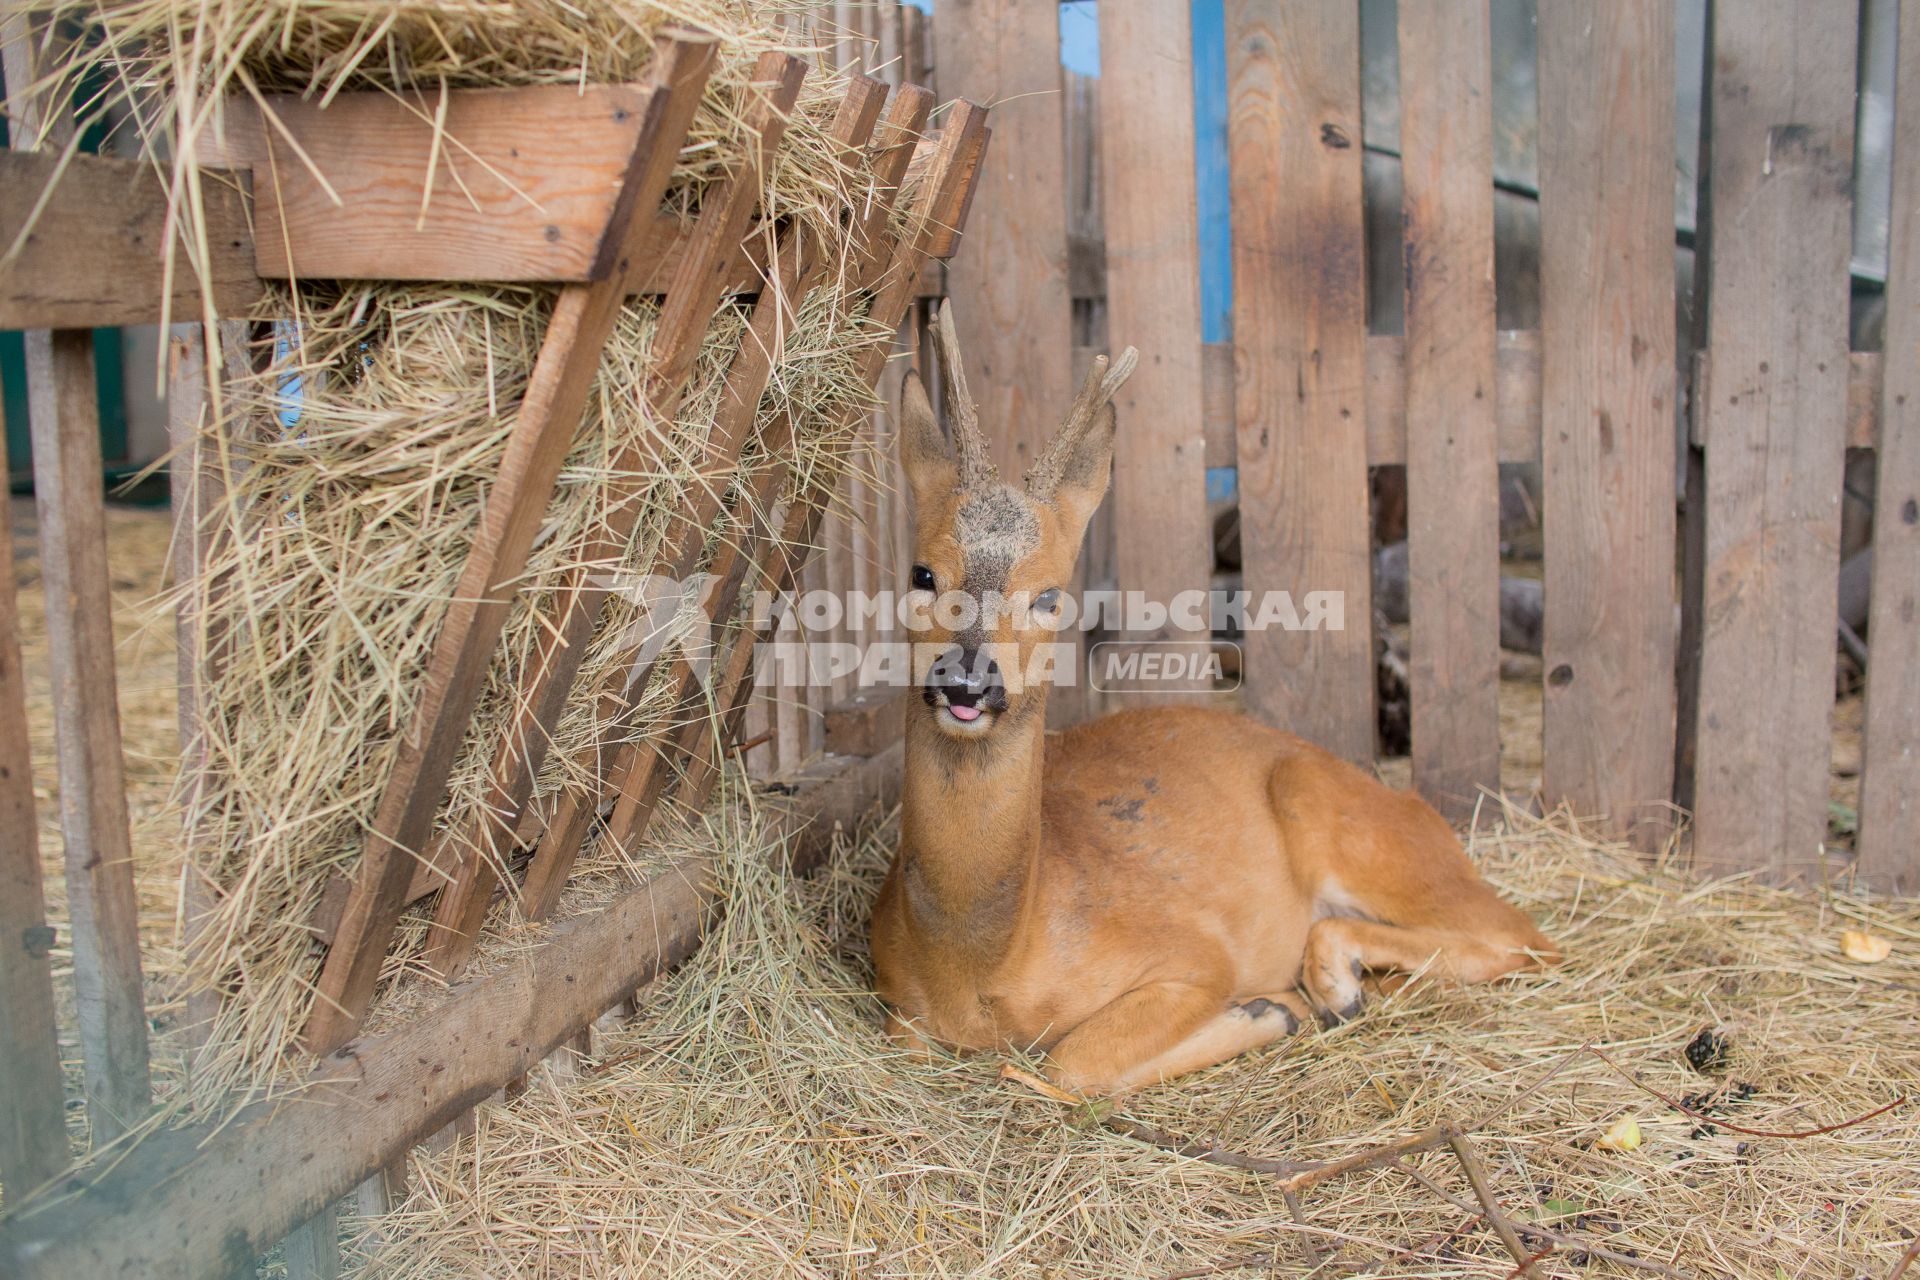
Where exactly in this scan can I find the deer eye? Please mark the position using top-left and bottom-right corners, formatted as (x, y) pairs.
(910, 564), (936, 592)
(1033, 588), (1062, 614)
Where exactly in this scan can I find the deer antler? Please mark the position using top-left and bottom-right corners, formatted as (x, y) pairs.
(933, 303), (997, 488)
(1024, 344), (1139, 500)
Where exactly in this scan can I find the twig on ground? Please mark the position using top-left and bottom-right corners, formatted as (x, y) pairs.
(1589, 1046), (1908, 1138)
(1389, 1158), (1692, 1279)
(1282, 1187), (1327, 1271)
(1447, 1130), (1542, 1277)
(1889, 1233), (1920, 1280)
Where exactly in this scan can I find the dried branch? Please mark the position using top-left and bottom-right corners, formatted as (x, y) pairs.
(1389, 1159), (1692, 1279)
(1447, 1131), (1542, 1278)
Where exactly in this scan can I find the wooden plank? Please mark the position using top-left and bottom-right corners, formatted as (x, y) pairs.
(300, 34), (720, 1055)
(4, 28), (152, 1146)
(22, 330), (154, 1145)
(281, 1206), (340, 1280)
(1537, 0), (1678, 846)
(1098, 1), (1213, 699)
(165, 323), (251, 1055)
(1397, 0), (1502, 819)
(1224, 0), (1375, 764)
(0, 151), (261, 330)
(416, 65), (861, 975)
(228, 83), (655, 283)
(0, 747), (900, 1280)
(931, 0), (1074, 478)
(1857, 0), (1920, 894)
(0, 405), (70, 1200)
(1686, 0), (1855, 880)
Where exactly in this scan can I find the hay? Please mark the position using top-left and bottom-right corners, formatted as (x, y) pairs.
(7, 0), (899, 1110)
(338, 799), (1920, 1279)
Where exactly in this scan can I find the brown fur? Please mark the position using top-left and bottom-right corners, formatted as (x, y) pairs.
(872, 359), (1557, 1098)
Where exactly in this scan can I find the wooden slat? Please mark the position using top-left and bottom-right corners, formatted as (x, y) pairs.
(1396, 0), (1501, 818)
(1685, 0), (1855, 880)
(1098, 1), (1213, 699)
(165, 322), (251, 1055)
(515, 83), (934, 916)
(280, 1206), (340, 1280)
(931, 0), (1075, 478)
(1224, 0), (1375, 764)
(417, 67), (868, 973)
(0, 747), (899, 1280)
(230, 83), (653, 283)
(1858, 0), (1920, 894)
(1537, 0), (1678, 846)
(300, 34), (720, 1055)
(0, 407), (69, 1199)
(541, 96), (982, 896)
(3, 27), (153, 1146)
(0, 151), (261, 330)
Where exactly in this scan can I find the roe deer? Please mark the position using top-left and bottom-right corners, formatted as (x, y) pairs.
(869, 308), (1558, 1096)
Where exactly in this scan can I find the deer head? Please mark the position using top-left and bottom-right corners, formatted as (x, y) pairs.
(897, 305), (1138, 739)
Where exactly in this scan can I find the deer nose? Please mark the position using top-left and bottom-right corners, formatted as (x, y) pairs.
(928, 644), (1005, 707)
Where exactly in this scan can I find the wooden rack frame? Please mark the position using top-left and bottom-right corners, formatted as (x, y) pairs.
(0, 23), (987, 1276)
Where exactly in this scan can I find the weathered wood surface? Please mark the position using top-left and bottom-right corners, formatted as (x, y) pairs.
(301, 35), (720, 1055)
(1098, 1), (1213, 697)
(417, 55), (821, 979)
(931, 2), (1074, 477)
(0, 747), (902, 1280)
(0, 150), (261, 330)
(1686, 0), (1855, 880)
(1397, 0), (1501, 818)
(1858, 0), (1920, 894)
(1199, 335), (1882, 471)
(1225, 0), (1375, 764)
(21, 328), (154, 1145)
(165, 322), (253, 1055)
(1538, 0), (1677, 847)
(4, 27), (153, 1145)
(0, 414), (70, 1200)
(222, 82), (656, 283)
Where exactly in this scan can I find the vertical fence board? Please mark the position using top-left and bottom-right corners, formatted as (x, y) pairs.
(0, 409), (70, 1198)
(1224, 0), (1375, 763)
(1537, 0), (1678, 846)
(931, 0), (1074, 479)
(1687, 0), (1855, 879)
(5, 10), (152, 1150)
(1396, 0), (1502, 817)
(1859, 0), (1920, 893)
(1098, 1), (1213, 698)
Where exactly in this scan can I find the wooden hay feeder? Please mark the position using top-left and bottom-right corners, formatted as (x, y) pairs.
(0, 24), (987, 1277)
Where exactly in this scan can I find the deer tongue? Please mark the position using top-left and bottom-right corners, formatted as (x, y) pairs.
(947, 703), (983, 722)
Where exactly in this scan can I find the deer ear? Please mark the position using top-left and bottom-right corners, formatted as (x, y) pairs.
(899, 370), (958, 508)
(1043, 403), (1115, 542)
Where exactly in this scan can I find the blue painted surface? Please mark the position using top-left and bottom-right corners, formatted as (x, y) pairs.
(1189, 0), (1233, 345)
(1059, 2), (1099, 77)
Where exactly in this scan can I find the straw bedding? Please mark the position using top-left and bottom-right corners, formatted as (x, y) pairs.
(15, 0), (892, 1108)
(333, 801), (1920, 1280)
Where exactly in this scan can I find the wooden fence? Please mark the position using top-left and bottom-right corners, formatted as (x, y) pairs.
(835, 0), (1915, 893)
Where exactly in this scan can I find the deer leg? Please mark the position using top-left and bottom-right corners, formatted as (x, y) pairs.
(1300, 915), (1550, 1025)
(1046, 982), (1304, 1096)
